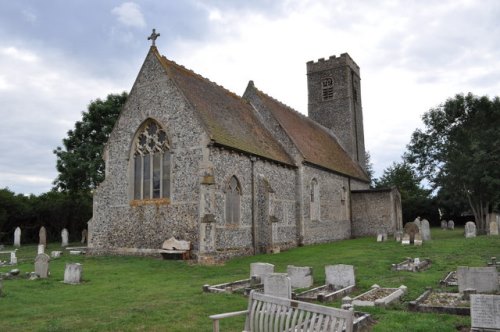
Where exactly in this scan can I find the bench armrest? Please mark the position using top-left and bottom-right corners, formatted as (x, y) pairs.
(209, 310), (248, 332)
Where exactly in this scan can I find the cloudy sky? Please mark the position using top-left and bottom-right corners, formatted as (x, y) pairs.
(1, 0), (499, 195)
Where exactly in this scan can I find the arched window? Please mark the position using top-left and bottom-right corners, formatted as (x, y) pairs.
(310, 179), (320, 221)
(225, 176), (241, 224)
(133, 120), (170, 200)
(322, 77), (334, 101)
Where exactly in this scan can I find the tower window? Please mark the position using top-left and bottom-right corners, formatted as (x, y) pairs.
(322, 78), (334, 100)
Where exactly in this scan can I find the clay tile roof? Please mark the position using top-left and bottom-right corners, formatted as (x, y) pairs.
(154, 49), (294, 166)
(249, 85), (369, 181)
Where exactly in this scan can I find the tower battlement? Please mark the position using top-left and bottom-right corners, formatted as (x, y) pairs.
(306, 53), (360, 76)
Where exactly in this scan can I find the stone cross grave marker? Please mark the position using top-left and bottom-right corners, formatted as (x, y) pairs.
(287, 265), (313, 289)
(14, 227), (21, 247)
(39, 226), (47, 245)
(64, 263), (83, 284)
(457, 266), (498, 293)
(325, 264), (355, 289)
(264, 273), (291, 299)
(489, 221), (499, 235)
(81, 229), (87, 244)
(465, 221), (477, 238)
(447, 220), (454, 230)
(250, 262), (274, 280)
(61, 228), (69, 247)
(34, 253), (50, 278)
(471, 294), (500, 330)
(420, 219), (431, 241)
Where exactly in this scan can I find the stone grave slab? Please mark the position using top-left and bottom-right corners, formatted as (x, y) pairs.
(295, 264), (355, 302)
(64, 263), (83, 284)
(264, 273), (291, 299)
(440, 271), (458, 286)
(352, 284), (407, 307)
(286, 265), (313, 289)
(203, 262), (273, 294)
(421, 219), (431, 241)
(490, 221), (499, 235)
(409, 288), (470, 316)
(34, 253), (50, 278)
(471, 294), (500, 330)
(61, 228), (69, 247)
(392, 258), (431, 272)
(457, 266), (498, 293)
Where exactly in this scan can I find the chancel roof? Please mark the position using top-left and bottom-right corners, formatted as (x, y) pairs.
(245, 83), (369, 182)
(153, 48), (294, 166)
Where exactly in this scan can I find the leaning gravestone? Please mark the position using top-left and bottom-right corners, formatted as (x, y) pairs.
(14, 227), (21, 247)
(287, 265), (313, 289)
(465, 221), (477, 238)
(64, 263), (82, 284)
(489, 221), (499, 235)
(39, 226), (47, 245)
(325, 264), (355, 288)
(471, 294), (500, 330)
(420, 219), (431, 241)
(61, 228), (69, 247)
(457, 266), (498, 293)
(81, 229), (88, 244)
(447, 220), (454, 230)
(250, 262), (274, 280)
(264, 273), (291, 299)
(34, 253), (50, 278)
(403, 222), (420, 244)
(441, 220), (448, 229)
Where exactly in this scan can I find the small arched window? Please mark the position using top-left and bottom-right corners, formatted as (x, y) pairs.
(225, 176), (241, 224)
(310, 179), (320, 221)
(133, 120), (170, 200)
(322, 77), (334, 101)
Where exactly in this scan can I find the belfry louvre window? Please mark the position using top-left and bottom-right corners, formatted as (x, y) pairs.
(133, 120), (170, 200)
(322, 77), (334, 100)
(225, 176), (241, 224)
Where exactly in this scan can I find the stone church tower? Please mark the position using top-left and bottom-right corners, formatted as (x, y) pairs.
(307, 53), (366, 169)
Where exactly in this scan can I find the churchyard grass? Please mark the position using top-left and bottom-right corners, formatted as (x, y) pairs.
(0, 228), (497, 331)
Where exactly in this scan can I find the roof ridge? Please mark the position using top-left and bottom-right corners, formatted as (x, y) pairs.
(252, 84), (307, 119)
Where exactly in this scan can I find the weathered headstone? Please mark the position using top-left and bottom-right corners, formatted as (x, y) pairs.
(401, 234), (410, 245)
(465, 221), (477, 238)
(457, 266), (498, 293)
(420, 219), (431, 241)
(81, 229), (87, 244)
(250, 262), (275, 280)
(263, 273), (291, 299)
(10, 251), (17, 264)
(51, 251), (62, 258)
(441, 220), (448, 229)
(471, 294), (500, 330)
(414, 233), (423, 246)
(286, 265), (313, 289)
(14, 227), (21, 247)
(325, 264), (355, 288)
(61, 228), (69, 247)
(489, 221), (499, 235)
(403, 222), (420, 243)
(64, 263), (82, 284)
(394, 230), (403, 242)
(447, 220), (454, 230)
(376, 233), (387, 242)
(39, 226), (47, 245)
(37, 244), (45, 254)
(34, 253), (50, 278)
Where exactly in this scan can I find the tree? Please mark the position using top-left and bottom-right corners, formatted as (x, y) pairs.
(364, 150), (375, 187)
(53, 92), (127, 193)
(406, 93), (500, 233)
(374, 162), (434, 223)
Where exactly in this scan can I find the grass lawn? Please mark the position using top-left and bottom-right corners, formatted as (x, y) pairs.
(0, 228), (498, 331)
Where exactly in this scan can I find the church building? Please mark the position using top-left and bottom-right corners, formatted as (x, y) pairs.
(88, 33), (402, 262)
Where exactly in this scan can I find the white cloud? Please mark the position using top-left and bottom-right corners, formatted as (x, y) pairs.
(111, 2), (146, 28)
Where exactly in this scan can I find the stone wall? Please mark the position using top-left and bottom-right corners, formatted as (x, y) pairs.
(351, 188), (403, 237)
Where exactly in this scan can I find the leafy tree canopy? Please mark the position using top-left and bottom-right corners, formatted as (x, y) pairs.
(53, 92), (127, 193)
(405, 93), (500, 232)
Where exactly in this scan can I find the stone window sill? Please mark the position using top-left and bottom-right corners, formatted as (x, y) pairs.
(130, 198), (170, 207)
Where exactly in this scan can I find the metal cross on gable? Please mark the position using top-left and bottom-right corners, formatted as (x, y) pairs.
(148, 29), (160, 46)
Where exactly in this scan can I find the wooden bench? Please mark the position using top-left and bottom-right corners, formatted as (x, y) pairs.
(209, 290), (354, 332)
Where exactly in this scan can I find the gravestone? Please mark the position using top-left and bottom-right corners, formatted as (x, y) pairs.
(447, 220), (454, 230)
(376, 233), (387, 242)
(264, 273), (291, 299)
(325, 264), (355, 288)
(61, 228), (69, 247)
(465, 221), (477, 238)
(401, 234), (410, 245)
(34, 253), (50, 278)
(51, 251), (62, 258)
(14, 227), (21, 247)
(81, 229), (87, 244)
(471, 294), (500, 330)
(457, 266), (498, 293)
(64, 263), (82, 284)
(414, 217), (422, 230)
(287, 265), (313, 288)
(420, 219), (431, 241)
(403, 222), (420, 243)
(441, 220), (447, 229)
(250, 262), (274, 280)
(489, 221), (499, 235)
(37, 244), (45, 254)
(39, 226), (47, 245)
(414, 233), (423, 246)
(10, 251), (17, 264)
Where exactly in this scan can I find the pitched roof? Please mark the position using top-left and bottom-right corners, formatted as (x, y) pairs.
(245, 83), (369, 182)
(152, 48), (294, 166)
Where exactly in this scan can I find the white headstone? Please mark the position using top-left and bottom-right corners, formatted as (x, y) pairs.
(401, 234), (410, 245)
(34, 253), (50, 278)
(325, 264), (355, 288)
(414, 258), (420, 265)
(10, 251), (17, 264)
(457, 266), (499, 293)
(376, 233), (387, 242)
(250, 262), (275, 280)
(64, 263), (83, 284)
(420, 219), (431, 241)
(51, 251), (62, 258)
(14, 227), (21, 247)
(441, 220), (448, 229)
(471, 294), (500, 330)
(264, 273), (292, 299)
(286, 265), (313, 289)
(61, 228), (69, 247)
(39, 226), (47, 245)
(489, 221), (499, 235)
(465, 221), (477, 238)
(414, 233), (423, 246)
(37, 244), (45, 254)
(447, 220), (454, 230)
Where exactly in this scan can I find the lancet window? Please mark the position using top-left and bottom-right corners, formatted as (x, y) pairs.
(310, 178), (320, 221)
(225, 176), (241, 224)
